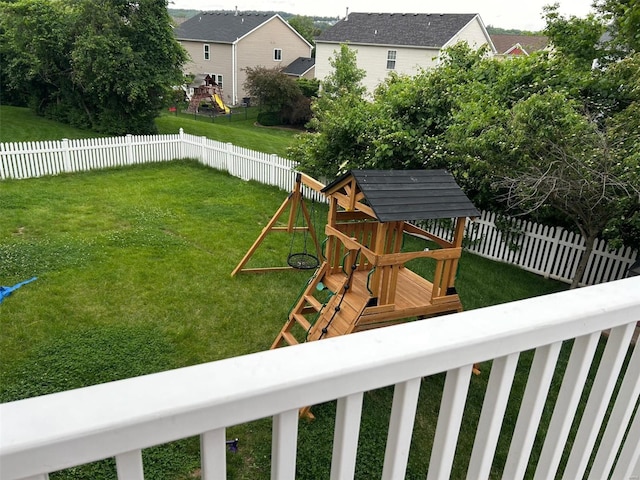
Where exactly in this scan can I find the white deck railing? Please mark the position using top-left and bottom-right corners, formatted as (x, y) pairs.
(1, 277), (639, 480)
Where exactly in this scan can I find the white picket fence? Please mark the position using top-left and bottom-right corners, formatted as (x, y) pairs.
(421, 213), (637, 286)
(1, 131), (636, 285)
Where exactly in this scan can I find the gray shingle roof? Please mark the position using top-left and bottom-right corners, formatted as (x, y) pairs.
(174, 12), (276, 43)
(315, 12), (478, 48)
(323, 170), (479, 222)
(283, 57), (315, 76)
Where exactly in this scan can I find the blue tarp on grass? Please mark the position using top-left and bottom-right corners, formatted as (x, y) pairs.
(0, 277), (37, 304)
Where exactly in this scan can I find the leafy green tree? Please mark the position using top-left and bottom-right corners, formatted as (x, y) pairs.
(594, 0), (640, 53)
(290, 27), (639, 288)
(0, 0), (187, 134)
(243, 66), (311, 125)
(288, 16), (319, 48)
(289, 43), (368, 177)
(543, 4), (606, 68)
(492, 91), (639, 287)
(320, 44), (367, 100)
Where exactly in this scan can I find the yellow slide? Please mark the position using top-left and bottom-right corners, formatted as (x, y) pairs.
(212, 93), (230, 114)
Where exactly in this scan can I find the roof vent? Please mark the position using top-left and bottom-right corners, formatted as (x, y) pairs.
(235, 6), (238, 16)
(345, 7), (349, 21)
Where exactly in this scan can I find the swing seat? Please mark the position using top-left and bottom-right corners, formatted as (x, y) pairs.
(287, 252), (319, 270)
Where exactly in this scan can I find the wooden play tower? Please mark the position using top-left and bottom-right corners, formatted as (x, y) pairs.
(266, 169), (480, 348)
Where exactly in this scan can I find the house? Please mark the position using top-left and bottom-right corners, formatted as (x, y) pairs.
(174, 12), (313, 105)
(314, 12), (496, 94)
(491, 34), (549, 58)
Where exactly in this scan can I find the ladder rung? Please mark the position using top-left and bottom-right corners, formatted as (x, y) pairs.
(304, 295), (323, 311)
(292, 314), (312, 331)
(281, 331), (299, 346)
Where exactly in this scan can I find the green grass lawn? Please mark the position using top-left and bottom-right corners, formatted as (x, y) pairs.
(0, 106), (105, 142)
(0, 161), (570, 479)
(0, 105), (299, 157)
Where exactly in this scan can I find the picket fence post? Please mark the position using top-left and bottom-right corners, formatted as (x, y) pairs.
(62, 139), (72, 173)
(226, 142), (233, 176)
(125, 134), (133, 165)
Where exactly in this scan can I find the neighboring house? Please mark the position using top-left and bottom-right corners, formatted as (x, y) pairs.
(282, 57), (316, 79)
(314, 12), (496, 94)
(175, 12), (313, 105)
(491, 34), (549, 58)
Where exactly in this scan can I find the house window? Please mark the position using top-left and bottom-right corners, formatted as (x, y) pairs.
(215, 74), (223, 89)
(387, 50), (397, 70)
(204, 44), (210, 60)
(274, 48), (282, 61)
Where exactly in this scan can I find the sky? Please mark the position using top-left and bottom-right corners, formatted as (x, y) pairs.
(168, 0), (596, 31)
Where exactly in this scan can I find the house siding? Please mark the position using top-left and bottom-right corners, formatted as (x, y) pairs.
(235, 17), (311, 103)
(181, 41), (234, 104)
(316, 43), (441, 94)
(315, 16), (493, 95)
(444, 17), (491, 50)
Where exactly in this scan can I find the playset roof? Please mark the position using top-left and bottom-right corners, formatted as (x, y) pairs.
(322, 169), (479, 222)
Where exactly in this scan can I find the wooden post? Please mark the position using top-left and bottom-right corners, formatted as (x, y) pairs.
(446, 217), (467, 290)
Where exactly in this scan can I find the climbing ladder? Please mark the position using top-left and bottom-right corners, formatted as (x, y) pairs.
(270, 250), (370, 349)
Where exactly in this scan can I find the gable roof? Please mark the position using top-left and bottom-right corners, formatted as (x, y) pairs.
(175, 12), (282, 44)
(323, 170), (479, 222)
(315, 12), (478, 48)
(283, 57), (315, 76)
(490, 34), (548, 55)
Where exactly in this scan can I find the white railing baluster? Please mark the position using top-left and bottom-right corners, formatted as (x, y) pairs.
(563, 322), (636, 480)
(201, 428), (227, 480)
(534, 332), (601, 479)
(609, 399), (640, 480)
(466, 353), (519, 480)
(271, 409), (299, 480)
(115, 449), (144, 480)
(428, 365), (473, 480)
(503, 341), (562, 480)
(588, 334), (640, 479)
(381, 378), (422, 480)
(330, 392), (364, 480)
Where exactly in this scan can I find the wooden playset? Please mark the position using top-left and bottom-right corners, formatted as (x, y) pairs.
(233, 169), (479, 349)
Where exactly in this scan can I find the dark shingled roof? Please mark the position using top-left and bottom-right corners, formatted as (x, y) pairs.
(315, 12), (478, 48)
(324, 170), (479, 222)
(174, 12), (275, 43)
(283, 57), (315, 76)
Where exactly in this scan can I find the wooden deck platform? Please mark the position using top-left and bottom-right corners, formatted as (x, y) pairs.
(317, 267), (463, 336)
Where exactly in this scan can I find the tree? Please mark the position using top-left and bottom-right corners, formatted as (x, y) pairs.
(289, 43), (369, 177)
(288, 16), (319, 49)
(291, 35), (639, 288)
(493, 91), (639, 288)
(243, 66), (311, 125)
(594, 0), (640, 53)
(319, 44), (367, 100)
(543, 4), (606, 68)
(0, 0), (187, 134)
